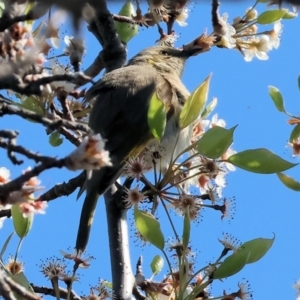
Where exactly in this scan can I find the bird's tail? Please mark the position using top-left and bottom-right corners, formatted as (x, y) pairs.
(75, 186), (99, 254)
(75, 165), (125, 253)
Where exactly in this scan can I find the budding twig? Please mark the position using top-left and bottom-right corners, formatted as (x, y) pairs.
(0, 157), (66, 204)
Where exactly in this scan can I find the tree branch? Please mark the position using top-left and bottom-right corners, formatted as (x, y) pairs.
(112, 14), (146, 26)
(39, 172), (85, 201)
(0, 131), (58, 165)
(83, 53), (105, 79)
(57, 127), (82, 147)
(30, 283), (81, 300)
(0, 73), (91, 97)
(0, 157), (66, 204)
(0, 271), (16, 300)
(2, 275), (39, 300)
(104, 186), (135, 300)
(0, 101), (89, 134)
(0, 209), (10, 218)
(88, 0), (127, 72)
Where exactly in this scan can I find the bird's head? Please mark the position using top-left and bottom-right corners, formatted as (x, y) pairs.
(127, 46), (198, 77)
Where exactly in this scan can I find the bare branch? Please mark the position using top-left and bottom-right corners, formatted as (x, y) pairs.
(0, 101), (89, 134)
(0, 209), (10, 218)
(3, 275), (40, 300)
(0, 14), (29, 33)
(0, 73), (92, 97)
(83, 53), (105, 79)
(0, 271), (16, 300)
(57, 127), (83, 147)
(57, 92), (75, 122)
(30, 283), (81, 300)
(88, 0), (127, 72)
(39, 172), (85, 201)
(112, 14), (146, 26)
(104, 186), (135, 300)
(0, 132), (57, 165)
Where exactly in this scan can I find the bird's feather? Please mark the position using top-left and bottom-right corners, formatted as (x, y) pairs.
(76, 46), (193, 253)
(76, 65), (178, 252)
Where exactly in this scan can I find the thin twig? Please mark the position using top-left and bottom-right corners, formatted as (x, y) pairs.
(57, 127), (82, 146)
(30, 283), (81, 300)
(0, 137), (57, 165)
(0, 73), (92, 96)
(39, 172), (85, 201)
(0, 101), (89, 133)
(0, 157), (66, 204)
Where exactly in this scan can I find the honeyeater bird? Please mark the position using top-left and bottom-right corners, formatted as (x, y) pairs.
(76, 45), (198, 253)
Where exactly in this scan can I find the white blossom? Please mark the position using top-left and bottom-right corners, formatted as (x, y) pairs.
(66, 134), (112, 171)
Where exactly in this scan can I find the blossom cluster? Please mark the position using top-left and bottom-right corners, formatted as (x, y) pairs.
(0, 166), (47, 228)
(123, 112), (237, 225)
(215, 6), (295, 61)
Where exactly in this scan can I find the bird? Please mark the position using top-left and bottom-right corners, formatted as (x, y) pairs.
(75, 45), (199, 254)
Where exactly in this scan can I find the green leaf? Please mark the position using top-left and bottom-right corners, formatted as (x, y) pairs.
(289, 124), (300, 143)
(213, 248), (250, 279)
(11, 205), (33, 238)
(102, 281), (113, 289)
(0, 232), (14, 261)
(49, 131), (63, 147)
(298, 75), (300, 91)
(277, 172), (300, 191)
(214, 235), (274, 279)
(0, 1), (4, 18)
(200, 97), (217, 119)
(268, 86), (285, 112)
(179, 74), (211, 129)
(241, 236), (274, 264)
(20, 96), (45, 115)
(182, 207), (191, 248)
(197, 125), (237, 159)
(227, 148), (297, 174)
(134, 205), (165, 250)
(114, 1), (139, 43)
(257, 10), (287, 24)
(24, 1), (36, 25)
(150, 255), (164, 275)
(147, 92), (166, 140)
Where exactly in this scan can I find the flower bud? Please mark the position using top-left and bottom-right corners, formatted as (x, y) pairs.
(245, 8), (258, 21)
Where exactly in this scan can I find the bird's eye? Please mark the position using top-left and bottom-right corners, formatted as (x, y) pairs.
(160, 50), (169, 56)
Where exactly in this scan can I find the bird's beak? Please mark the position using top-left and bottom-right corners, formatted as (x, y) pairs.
(180, 46), (208, 58)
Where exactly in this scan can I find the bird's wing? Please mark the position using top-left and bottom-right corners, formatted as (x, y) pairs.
(88, 65), (159, 164)
(76, 65), (173, 252)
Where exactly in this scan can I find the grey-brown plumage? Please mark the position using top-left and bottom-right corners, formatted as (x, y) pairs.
(76, 46), (196, 253)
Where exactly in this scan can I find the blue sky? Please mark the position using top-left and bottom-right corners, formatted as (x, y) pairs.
(1, 1), (300, 299)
